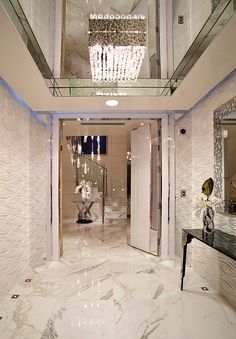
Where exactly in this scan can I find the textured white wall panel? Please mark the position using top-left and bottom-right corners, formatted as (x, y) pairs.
(0, 85), (30, 294)
(0, 81), (47, 295)
(175, 70), (236, 308)
(29, 115), (47, 268)
(175, 113), (193, 257)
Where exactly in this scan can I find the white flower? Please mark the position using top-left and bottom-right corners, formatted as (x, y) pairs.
(195, 193), (222, 218)
(75, 180), (92, 201)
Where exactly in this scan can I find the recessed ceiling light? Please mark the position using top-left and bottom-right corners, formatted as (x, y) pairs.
(140, 122), (144, 126)
(77, 118), (81, 121)
(106, 99), (118, 107)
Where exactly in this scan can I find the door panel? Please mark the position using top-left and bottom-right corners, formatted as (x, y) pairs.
(130, 124), (151, 252)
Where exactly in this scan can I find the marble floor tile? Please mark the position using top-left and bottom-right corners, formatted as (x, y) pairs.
(111, 256), (157, 274)
(0, 219), (235, 339)
(114, 299), (171, 339)
(0, 294), (57, 339)
(113, 274), (169, 300)
(159, 292), (236, 339)
(114, 295), (236, 339)
(42, 300), (116, 339)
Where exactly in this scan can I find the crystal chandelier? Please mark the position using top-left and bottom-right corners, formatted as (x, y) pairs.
(88, 14), (146, 82)
(66, 135), (102, 170)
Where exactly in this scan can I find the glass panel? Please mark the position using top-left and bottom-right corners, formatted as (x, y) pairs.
(47, 78), (172, 97)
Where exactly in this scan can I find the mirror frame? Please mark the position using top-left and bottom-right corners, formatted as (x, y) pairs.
(214, 95), (236, 198)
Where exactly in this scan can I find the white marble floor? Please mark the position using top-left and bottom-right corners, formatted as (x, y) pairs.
(0, 220), (236, 339)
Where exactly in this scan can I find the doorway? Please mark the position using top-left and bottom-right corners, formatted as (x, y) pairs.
(48, 114), (175, 261)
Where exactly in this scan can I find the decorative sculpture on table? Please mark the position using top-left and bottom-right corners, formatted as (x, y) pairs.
(75, 180), (93, 224)
(196, 178), (221, 236)
(75, 180), (92, 201)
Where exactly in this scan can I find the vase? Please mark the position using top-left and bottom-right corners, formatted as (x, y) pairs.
(202, 207), (214, 233)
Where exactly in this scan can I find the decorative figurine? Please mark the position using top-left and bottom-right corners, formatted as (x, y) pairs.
(196, 178), (221, 234)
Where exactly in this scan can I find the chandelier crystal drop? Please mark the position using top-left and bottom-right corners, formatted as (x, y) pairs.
(88, 15), (146, 82)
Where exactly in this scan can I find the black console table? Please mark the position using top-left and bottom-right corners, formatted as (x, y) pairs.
(181, 228), (236, 290)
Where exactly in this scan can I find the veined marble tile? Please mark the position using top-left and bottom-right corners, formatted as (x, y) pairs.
(42, 300), (116, 339)
(64, 275), (113, 301)
(109, 244), (148, 258)
(114, 299), (170, 339)
(158, 291), (236, 339)
(1, 220), (236, 338)
(0, 295), (56, 339)
(113, 274), (169, 300)
(67, 257), (111, 278)
(115, 294), (236, 339)
(111, 256), (157, 274)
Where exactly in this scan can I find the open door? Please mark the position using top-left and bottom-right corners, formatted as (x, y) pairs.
(130, 124), (151, 252)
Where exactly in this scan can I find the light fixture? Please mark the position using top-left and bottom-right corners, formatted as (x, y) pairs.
(66, 135), (102, 171)
(106, 99), (118, 107)
(127, 151), (132, 161)
(88, 14), (146, 82)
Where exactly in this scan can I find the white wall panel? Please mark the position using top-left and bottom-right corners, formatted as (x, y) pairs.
(29, 114), (48, 267)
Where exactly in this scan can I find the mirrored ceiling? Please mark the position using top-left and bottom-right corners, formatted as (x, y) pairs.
(2, 0), (235, 96)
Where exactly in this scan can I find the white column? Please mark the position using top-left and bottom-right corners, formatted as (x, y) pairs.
(161, 114), (175, 260)
(168, 114), (175, 259)
(161, 115), (169, 259)
(50, 115), (60, 260)
(46, 115), (52, 260)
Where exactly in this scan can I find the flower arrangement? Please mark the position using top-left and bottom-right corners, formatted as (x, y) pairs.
(75, 180), (92, 201)
(195, 178), (222, 232)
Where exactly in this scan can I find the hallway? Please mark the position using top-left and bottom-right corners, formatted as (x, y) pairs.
(0, 220), (235, 338)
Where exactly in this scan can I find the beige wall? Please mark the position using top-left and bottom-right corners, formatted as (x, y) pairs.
(175, 70), (236, 308)
(0, 80), (48, 295)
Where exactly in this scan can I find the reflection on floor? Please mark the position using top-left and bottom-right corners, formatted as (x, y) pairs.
(0, 220), (236, 338)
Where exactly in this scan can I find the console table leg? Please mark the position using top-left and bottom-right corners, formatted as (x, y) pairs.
(181, 232), (193, 290)
(181, 243), (188, 290)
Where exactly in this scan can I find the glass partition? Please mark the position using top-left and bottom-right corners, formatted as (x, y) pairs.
(46, 78), (173, 97)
